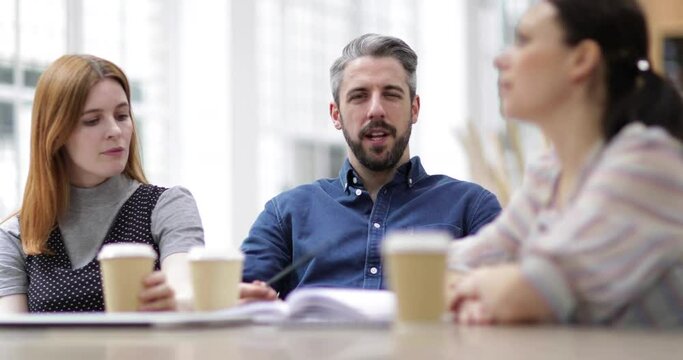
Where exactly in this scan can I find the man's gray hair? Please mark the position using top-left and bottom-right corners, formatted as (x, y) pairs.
(330, 33), (418, 105)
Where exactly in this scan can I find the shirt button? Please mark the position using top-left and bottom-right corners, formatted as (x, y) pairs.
(355, 189), (362, 196)
(408, 178), (413, 185)
(370, 267), (378, 275)
(352, 177), (358, 184)
(373, 222), (381, 229)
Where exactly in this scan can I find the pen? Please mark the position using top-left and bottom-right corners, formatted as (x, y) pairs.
(265, 244), (329, 287)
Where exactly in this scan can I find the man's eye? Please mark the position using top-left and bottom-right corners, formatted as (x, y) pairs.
(349, 90), (370, 100)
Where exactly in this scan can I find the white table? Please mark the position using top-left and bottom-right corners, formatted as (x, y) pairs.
(1, 322), (681, 359)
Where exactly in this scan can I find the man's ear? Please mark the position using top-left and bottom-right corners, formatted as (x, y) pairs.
(411, 95), (420, 124)
(569, 39), (602, 83)
(330, 102), (342, 130)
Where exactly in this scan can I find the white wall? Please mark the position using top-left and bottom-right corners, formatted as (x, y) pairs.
(175, 0), (233, 248)
(413, 0), (469, 180)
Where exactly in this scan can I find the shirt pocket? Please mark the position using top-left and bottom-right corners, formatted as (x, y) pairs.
(403, 224), (463, 239)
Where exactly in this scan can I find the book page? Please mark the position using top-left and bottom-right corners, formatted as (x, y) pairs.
(219, 300), (290, 323)
(285, 288), (395, 323)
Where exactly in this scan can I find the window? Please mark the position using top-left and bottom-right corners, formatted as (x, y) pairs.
(0, 102), (14, 140)
(22, 67), (42, 88)
(0, 0), (171, 217)
(293, 140), (346, 186)
(663, 35), (683, 96)
(0, 63), (13, 84)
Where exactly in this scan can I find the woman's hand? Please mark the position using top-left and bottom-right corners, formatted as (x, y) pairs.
(445, 270), (466, 306)
(239, 281), (278, 304)
(138, 271), (177, 311)
(450, 264), (553, 324)
(454, 298), (494, 325)
(450, 270), (495, 325)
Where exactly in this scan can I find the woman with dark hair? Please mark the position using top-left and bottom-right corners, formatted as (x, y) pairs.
(449, 0), (683, 326)
(0, 55), (204, 312)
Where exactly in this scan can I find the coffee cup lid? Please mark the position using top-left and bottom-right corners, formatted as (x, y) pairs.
(382, 230), (451, 254)
(187, 246), (244, 261)
(97, 243), (157, 260)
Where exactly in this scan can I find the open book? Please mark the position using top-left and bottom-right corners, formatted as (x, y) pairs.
(0, 289), (394, 328)
(224, 288), (396, 325)
(0, 311), (251, 329)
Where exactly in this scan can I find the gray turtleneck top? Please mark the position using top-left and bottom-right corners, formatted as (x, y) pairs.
(0, 175), (204, 297)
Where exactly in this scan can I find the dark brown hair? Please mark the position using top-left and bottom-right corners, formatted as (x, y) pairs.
(548, 0), (683, 141)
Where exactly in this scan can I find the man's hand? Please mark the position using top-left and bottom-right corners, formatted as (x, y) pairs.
(239, 281), (278, 304)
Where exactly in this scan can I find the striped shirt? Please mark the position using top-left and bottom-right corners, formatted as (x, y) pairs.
(450, 123), (683, 326)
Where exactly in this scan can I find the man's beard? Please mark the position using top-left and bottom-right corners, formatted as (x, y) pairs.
(341, 118), (412, 172)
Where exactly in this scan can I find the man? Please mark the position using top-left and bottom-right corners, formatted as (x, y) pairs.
(241, 33), (501, 299)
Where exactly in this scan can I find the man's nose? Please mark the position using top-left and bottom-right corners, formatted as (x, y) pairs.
(367, 93), (386, 120)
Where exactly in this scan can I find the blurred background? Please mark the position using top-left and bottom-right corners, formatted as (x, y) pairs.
(0, 0), (679, 248)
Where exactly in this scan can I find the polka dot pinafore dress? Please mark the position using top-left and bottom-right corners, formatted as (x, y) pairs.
(25, 184), (167, 312)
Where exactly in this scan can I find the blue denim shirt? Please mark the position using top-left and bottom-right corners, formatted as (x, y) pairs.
(241, 156), (501, 297)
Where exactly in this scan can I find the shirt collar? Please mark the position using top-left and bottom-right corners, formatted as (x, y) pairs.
(338, 156), (428, 192)
(68, 174), (136, 210)
(533, 139), (606, 207)
(568, 138), (606, 202)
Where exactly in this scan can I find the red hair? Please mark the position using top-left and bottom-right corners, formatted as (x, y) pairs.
(19, 55), (147, 255)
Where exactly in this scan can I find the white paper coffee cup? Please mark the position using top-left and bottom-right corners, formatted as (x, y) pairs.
(382, 231), (450, 323)
(98, 243), (157, 312)
(188, 246), (244, 311)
